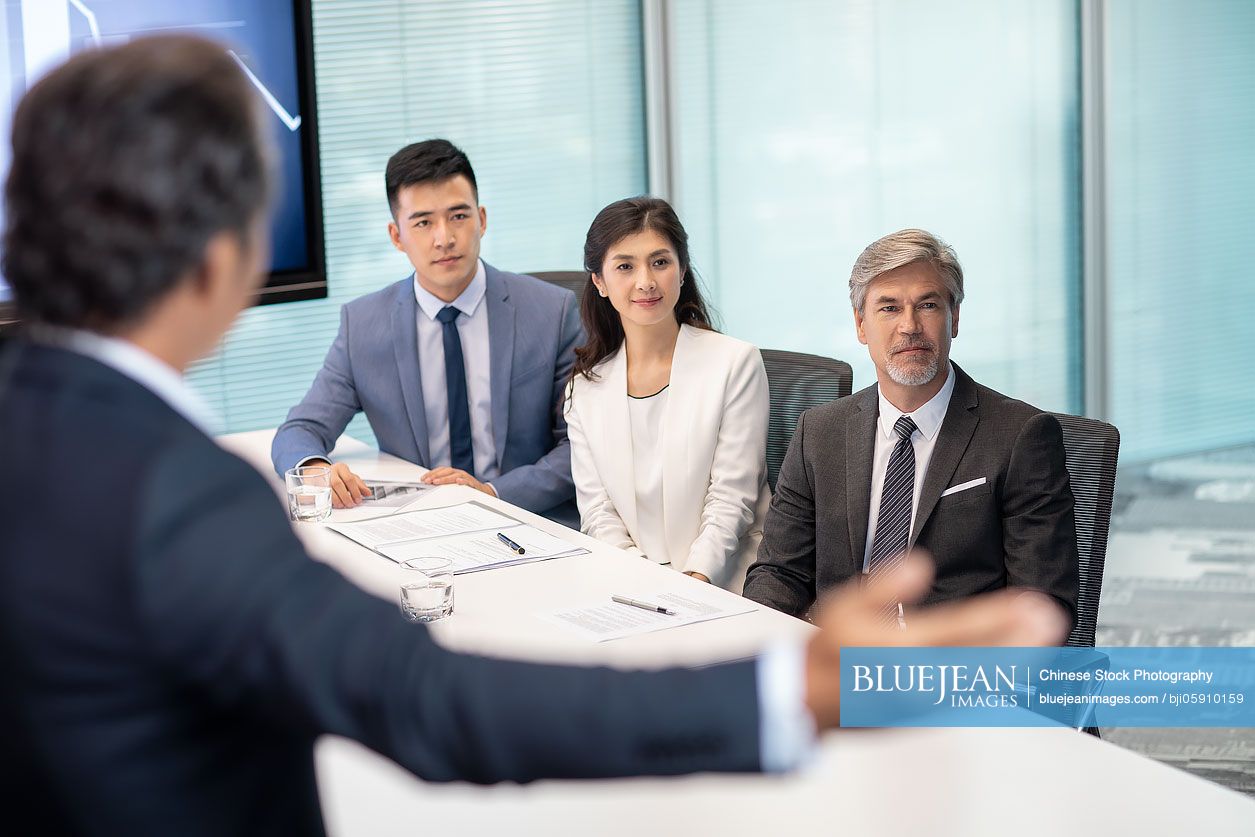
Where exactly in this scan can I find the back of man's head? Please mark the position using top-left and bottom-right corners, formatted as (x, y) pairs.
(384, 139), (478, 215)
(3, 35), (270, 333)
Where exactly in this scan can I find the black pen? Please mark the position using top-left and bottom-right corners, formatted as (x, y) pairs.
(496, 531), (525, 555)
(611, 595), (676, 616)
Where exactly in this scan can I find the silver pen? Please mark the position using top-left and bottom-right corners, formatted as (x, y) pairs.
(611, 595), (676, 616)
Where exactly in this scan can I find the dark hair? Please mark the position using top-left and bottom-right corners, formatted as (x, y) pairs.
(573, 196), (715, 381)
(385, 139), (478, 215)
(3, 36), (269, 332)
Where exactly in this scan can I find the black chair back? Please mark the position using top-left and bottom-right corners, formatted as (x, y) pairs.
(529, 271), (589, 307)
(760, 349), (853, 491)
(1050, 412), (1121, 648)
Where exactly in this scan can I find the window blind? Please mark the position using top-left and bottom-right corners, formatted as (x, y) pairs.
(1106, 0), (1255, 462)
(187, 0), (646, 443)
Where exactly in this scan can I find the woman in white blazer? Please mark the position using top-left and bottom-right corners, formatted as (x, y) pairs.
(564, 197), (771, 593)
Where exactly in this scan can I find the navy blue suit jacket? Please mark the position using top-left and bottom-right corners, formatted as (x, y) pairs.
(0, 342), (759, 836)
(271, 263), (581, 525)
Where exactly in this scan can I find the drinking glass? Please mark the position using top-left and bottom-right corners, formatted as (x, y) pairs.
(399, 556), (454, 622)
(285, 465), (332, 522)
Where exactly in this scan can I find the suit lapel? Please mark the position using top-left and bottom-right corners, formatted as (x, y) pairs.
(660, 326), (694, 556)
(601, 347), (638, 536)
(485, 266), (514, 470)
(391, 279), (431, 465)
(846, 385), (878, 570)
(910, 365), (980, 545)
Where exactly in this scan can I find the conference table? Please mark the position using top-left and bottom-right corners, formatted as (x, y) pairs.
(220, 430), (1255, 837)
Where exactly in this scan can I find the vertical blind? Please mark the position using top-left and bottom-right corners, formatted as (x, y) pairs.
(1106, 0), (1255, 462)
(187, 0), (646, 441)
(668, 0), (1082, 414)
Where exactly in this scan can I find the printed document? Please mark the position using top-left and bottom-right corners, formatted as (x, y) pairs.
(538, 588), (756, 642)
(360, 480), (433, 509)
(328, 501), (516, 550)
(327, 500), (589, 573)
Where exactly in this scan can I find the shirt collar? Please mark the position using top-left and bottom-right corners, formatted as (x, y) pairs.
(41, 327), (218, 435)
(876, 362), (956, 442)
(413, 259), (487, 321)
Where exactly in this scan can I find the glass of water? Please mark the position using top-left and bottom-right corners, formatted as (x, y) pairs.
(285, 465), (332, 522)
(399, 556), (454, 622)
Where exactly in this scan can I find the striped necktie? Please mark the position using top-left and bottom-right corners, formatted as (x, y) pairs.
(867, 415), (919, 589)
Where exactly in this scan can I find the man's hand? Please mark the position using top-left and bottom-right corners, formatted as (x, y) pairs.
(421, 467), (497, 497)
(306, 459), (369, 508)
(803, 556), (1068, 730)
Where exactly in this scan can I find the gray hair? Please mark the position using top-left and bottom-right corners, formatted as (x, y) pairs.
(848, 229), (964, 312)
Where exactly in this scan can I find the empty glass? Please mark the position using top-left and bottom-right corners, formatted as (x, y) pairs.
(399, 556), (454, 622)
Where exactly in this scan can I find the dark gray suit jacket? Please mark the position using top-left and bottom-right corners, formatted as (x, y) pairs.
(0, 342), (760, 837)
(744, 363), (1079, 624)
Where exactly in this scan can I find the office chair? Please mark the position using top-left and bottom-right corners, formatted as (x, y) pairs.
(1048, 412), (1120, 735)
(529, 271), (590, 307)
(1050, 413), (1121, 649)
(760, 349), (853, 491)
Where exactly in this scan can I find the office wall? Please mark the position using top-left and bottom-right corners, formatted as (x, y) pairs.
(669, 0), (1082, 415)
(186, 0), (646, 439)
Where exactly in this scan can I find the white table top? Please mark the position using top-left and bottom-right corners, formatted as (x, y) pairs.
(219, 429), (1255, 837)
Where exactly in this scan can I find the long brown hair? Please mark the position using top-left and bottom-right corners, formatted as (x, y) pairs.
(573, 196), (715, 381)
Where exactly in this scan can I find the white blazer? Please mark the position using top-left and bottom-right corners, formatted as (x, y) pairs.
(564, 325), (772, 592)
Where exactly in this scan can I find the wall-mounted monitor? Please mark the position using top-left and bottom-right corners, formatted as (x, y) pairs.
(0, 0), (325, 329)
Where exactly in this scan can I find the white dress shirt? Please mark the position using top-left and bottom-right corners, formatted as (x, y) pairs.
(413, 259), (499, 481)
(862, 362), (956, 572)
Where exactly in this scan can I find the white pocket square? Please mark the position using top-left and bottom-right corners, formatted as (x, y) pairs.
(941, 477), (987, 497)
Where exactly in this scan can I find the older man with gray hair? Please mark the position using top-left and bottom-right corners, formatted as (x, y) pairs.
(744, 229), (1079, 628)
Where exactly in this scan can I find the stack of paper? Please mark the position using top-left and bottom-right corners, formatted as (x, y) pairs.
(327, 500), (588, 573)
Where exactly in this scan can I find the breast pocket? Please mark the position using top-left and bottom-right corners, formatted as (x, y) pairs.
(935, 480), (993, 509)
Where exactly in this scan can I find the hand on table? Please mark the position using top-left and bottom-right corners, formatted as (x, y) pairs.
(684, 571), (711, 583)
(306, 459), (369, 508)
(802, 554), (1068, 731)
(421, 467), (497, 497)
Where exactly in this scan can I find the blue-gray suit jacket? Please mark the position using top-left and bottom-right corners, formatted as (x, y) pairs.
(272, 263), (581, 523)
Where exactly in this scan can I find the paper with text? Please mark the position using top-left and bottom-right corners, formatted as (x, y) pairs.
(327, 501), (518, 550)
(538, 589), (757, 642)
(382, 524), (588, 573)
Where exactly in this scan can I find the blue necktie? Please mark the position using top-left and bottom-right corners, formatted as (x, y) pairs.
(435, 306), (474, 474)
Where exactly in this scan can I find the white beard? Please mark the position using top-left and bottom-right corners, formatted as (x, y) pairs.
(886, 352), (939, 387)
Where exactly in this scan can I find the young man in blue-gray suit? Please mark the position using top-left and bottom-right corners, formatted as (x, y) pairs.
(271, 139), (581, 525)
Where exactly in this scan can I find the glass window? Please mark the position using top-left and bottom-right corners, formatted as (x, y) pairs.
(1106, 0), (1255, 461)
(669, 0), (1082, 412)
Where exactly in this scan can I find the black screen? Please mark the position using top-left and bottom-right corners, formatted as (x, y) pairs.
(0, 0), (325, 326)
